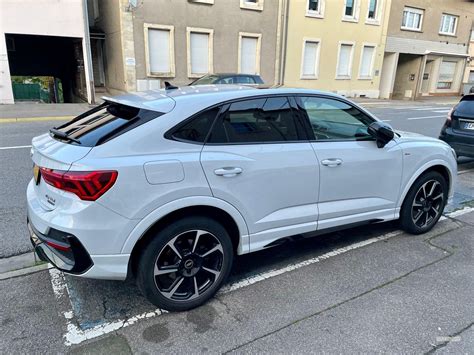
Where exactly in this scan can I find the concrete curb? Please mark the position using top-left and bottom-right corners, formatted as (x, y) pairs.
(0, 116), (74, 123)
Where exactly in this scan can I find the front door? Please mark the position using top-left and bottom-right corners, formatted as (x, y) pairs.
(200, 96), (320, 252)
(296, 95), (403, 230)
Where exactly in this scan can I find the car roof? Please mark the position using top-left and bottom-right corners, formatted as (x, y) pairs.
(102, 85), (345, 112)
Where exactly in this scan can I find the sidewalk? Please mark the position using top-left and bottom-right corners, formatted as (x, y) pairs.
(0, 102), (96, 122)
(352, 95), (461, 106)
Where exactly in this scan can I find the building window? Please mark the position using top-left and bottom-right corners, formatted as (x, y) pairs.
(187, 27), (213, 78)
(239, 33), (261, 74)
(240, 0), (264, 11)
(468, 70), (474, 83)
(437, 61), (457, 90)
(359, 45), (376, 79)
(439, 14), (458, 36)
(301, 39), (321, 79)
(401, 7), (424, 31)
(336, 43), (354, 79)
(145, 24), (175, 77)
(471, 29), (474, 41)
(343, 0), (359, 21)
(306, 0), (324, 18)
(367, 0), (377, 19)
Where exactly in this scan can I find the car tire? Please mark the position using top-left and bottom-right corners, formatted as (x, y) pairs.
(137, 216), (233, 312)
(400, 171), (448, 235)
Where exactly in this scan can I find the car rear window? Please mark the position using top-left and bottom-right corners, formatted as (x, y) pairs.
(53, 102), (164, 147)
(457, 95), (474, 116)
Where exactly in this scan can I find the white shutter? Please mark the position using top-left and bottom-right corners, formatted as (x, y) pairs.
(148, 29), (170, 74)
(337, 44), (352, 76)
(438, 61), (456, 82)
(302, 41), (318, 76)
(240, 37), (258, 74)
(190, 32), (209, 75)
(359, 46), (374, 77)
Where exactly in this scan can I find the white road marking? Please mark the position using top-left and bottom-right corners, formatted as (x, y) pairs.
(406, 115), (446, 120)
(0, 145), (32, 150)
(382, 120), (392, 122)
(413, 107), (446, 111)
(432, 110), (450, 114)
(48, 207), (474, 346)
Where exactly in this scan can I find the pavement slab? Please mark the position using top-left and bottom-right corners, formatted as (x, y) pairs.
(114, 219), (468, 353)
(0, 271), (67, 353)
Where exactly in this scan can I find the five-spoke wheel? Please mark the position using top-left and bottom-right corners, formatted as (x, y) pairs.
(137, 217), (233, 311)
(400, 171), (447, 234)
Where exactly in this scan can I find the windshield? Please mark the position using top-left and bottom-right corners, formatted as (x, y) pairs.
(190, 75), (220, 85)
(53, 102), (164, 147)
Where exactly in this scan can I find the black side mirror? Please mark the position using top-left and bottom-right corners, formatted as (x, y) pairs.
(368, 121), (394, 148)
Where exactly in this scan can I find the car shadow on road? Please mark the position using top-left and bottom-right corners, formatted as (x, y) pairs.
(64, 220), (399, 330)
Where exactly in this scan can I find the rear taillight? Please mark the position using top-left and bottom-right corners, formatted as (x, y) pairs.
(445, 105), (457, 127)
(40, 168), (118, 201)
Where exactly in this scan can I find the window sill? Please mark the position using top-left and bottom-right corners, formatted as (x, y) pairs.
(335, 75), (351, 80)
(306, 12), (324, 19)
(188, 0), (214, 4)
(147, 73), (175, 78)
(240, 3), (263, 11)
(342, 17), (359, 23)
(300, 75), (319, 80)
(188, 73), (210, 79)
(358, 76), (373, 80)
(365, 19), (380, 26)
(401, 27), (422, 32)
(439, 32), (457, 37)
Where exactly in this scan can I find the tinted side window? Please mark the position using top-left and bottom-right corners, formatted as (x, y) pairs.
(299, 97), (373, 141)
(208, 97), (301, 143)
(172, 107), (220, 143)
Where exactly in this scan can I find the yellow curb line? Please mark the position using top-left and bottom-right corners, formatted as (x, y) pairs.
(0, 116), (74, 123)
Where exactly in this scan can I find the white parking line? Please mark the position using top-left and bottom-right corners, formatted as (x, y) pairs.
(413, 107), (446, 111)
(49, 207), (474, 346)
(0, 145), (32, 150)
(406, 115), (445, 120)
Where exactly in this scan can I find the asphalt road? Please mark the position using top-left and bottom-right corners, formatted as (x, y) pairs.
(0, 101), (473, 353)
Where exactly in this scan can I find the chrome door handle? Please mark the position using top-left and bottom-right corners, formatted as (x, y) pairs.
(321, 158), (343, 167)
(214, 167), (243, 177)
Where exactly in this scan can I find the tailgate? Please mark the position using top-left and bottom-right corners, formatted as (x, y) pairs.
(30, 133), (93, 211)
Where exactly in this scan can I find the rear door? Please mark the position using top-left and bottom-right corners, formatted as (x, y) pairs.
(200, 96), (320, 251)
(296, 95), (403, 230)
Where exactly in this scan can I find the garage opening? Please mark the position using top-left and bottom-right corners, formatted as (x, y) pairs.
(6, 33), (88, 103)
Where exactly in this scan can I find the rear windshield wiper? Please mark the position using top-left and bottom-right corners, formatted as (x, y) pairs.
(49, 128), (81, 144)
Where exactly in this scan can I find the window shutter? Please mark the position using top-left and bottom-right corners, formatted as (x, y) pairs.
(337, 44), (352, 76)
(241, 37), (258, 74)
(148, 29), (170, 74)
(360, 46), (374, 77)
(302, 41), (318, 76)
(190, 32), (210, 75)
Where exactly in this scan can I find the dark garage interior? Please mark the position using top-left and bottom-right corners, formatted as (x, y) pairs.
(6, 33), (88, 103)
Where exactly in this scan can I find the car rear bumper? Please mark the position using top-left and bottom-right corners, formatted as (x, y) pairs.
(27, 179), (135, 280)
(439, 127), (474, 158)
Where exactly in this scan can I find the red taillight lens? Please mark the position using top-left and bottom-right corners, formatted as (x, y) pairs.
(40, 168), (118, 201)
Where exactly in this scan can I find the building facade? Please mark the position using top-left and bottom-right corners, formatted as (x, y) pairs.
(281, 0), (392, 98)
(0, 0), (94, 104)
(379, 0), (474, 99)
(89, 0), (283, 94)
(462, 28), (474, 94)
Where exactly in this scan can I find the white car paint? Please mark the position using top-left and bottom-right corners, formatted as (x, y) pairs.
(27, 85), (457, 280)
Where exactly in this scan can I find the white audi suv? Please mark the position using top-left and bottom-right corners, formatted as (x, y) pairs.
(27, 86), (457, 311)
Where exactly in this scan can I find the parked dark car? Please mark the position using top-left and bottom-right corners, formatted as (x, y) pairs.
(189, 73), (264, 86)
(439, 94), (474, 158)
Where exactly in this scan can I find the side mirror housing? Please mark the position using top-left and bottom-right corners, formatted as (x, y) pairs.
(368, 121), (394, 148)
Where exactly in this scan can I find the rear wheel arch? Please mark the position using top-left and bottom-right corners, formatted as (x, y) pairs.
(128, 205), (242, 279)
